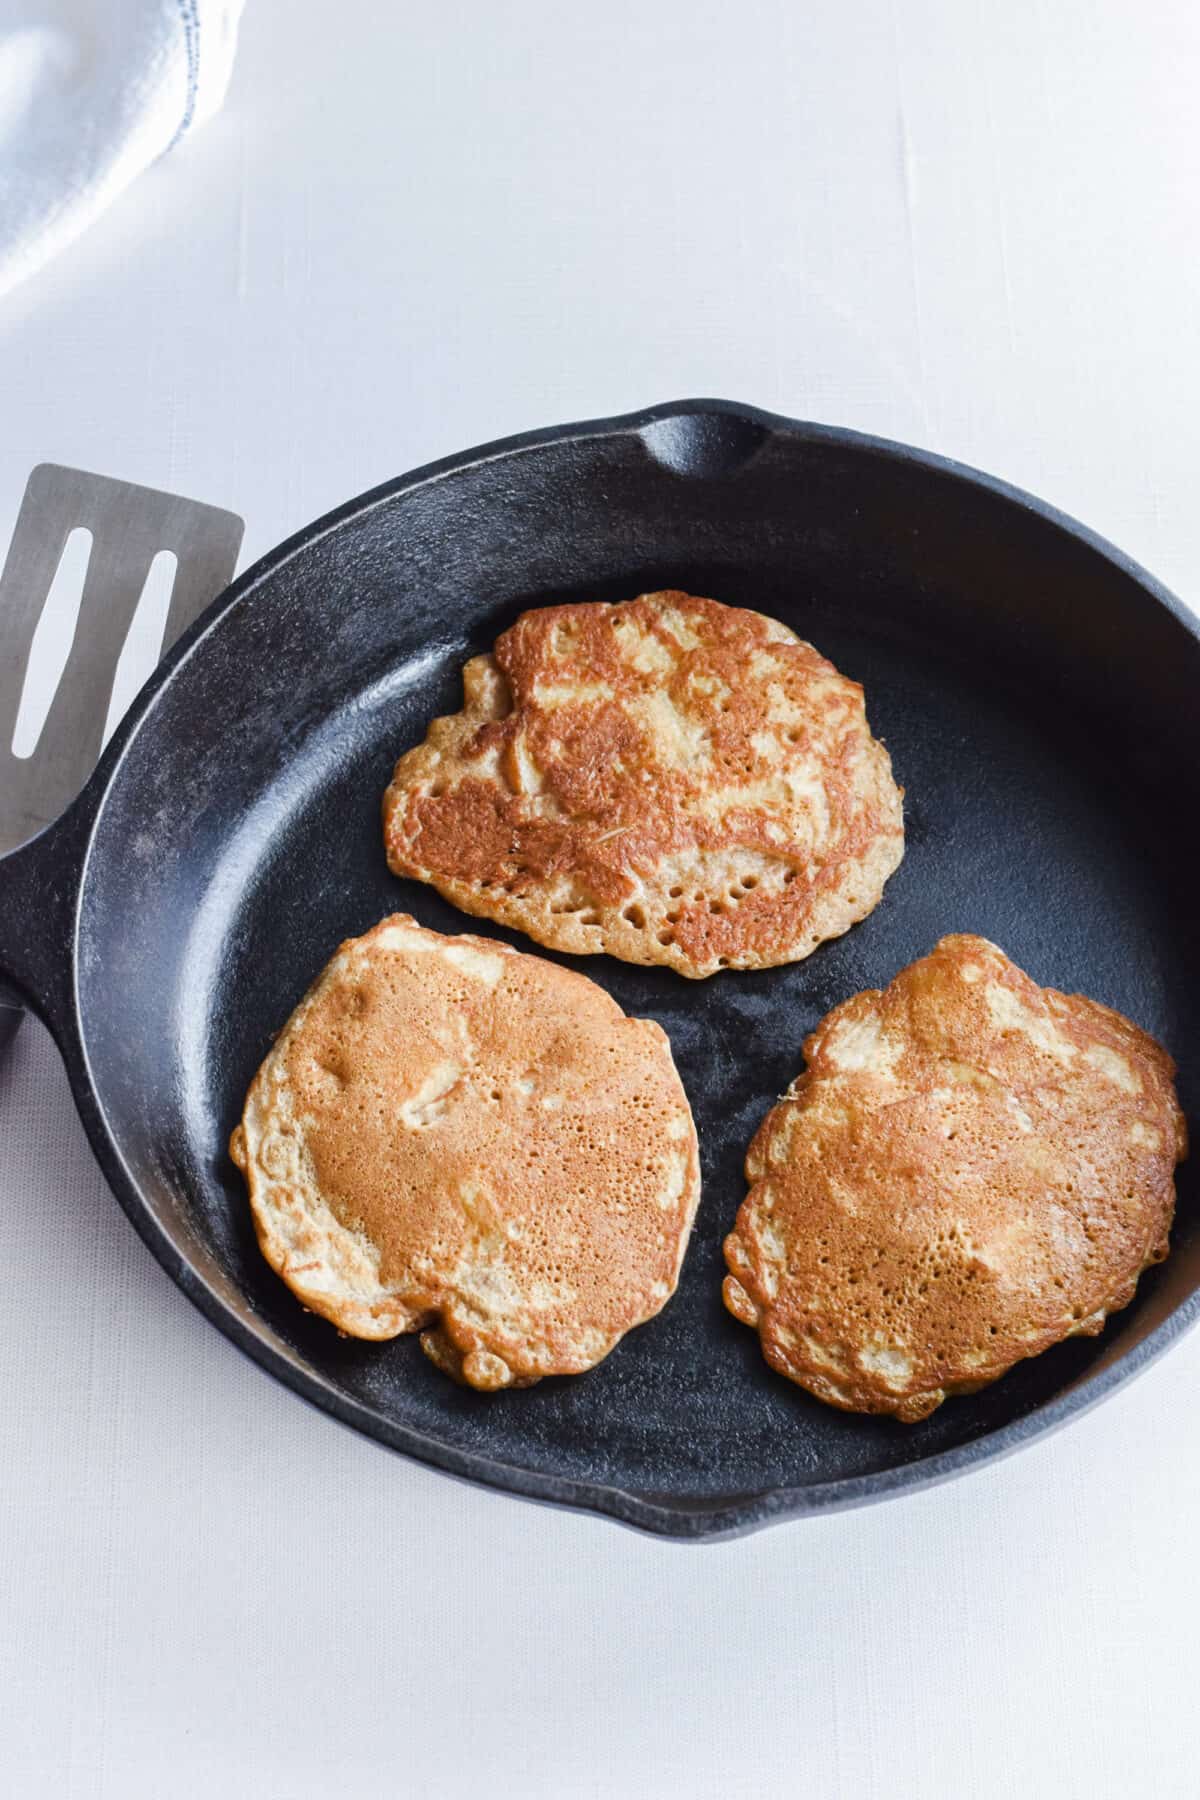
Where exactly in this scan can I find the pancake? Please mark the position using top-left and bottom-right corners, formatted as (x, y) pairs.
(382, 590), (904, 978)
(230, 914), (700, 1388)
(723, 935), (1187, 1421)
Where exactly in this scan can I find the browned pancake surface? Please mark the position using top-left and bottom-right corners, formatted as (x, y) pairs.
(230, 915), (700, 1389)
(382, 591), (904, 978)
(723, 935), (1187, 1420)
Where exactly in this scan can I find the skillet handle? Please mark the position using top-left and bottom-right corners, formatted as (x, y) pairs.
(0, 1000), (22, 1059)
(0, 806), (87, 1040)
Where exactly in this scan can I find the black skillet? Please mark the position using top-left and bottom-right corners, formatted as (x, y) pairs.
(1, 400), (1197, 1540)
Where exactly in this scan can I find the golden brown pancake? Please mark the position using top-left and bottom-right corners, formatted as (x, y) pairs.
(382, 591), (904, 979)
(230, 914), (700, 1389)
(723, 935), (1187, 1421)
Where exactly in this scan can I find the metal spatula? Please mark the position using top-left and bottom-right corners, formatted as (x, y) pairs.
(0, 464), (244, 1054)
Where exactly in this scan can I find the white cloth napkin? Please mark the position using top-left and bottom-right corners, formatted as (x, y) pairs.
(0, 1), (244, 299)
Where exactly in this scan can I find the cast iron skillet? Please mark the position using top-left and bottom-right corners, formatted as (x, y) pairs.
(1, 400), (1197, 1540)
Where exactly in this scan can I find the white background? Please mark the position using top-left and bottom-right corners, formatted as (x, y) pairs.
(2, 3), (1199, 1795)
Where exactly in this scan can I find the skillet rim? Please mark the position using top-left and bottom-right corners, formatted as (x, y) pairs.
(21, 396), (1200, 1539)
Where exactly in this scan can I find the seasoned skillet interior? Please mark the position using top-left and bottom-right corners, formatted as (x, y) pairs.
(72, 415), (1200, 1526)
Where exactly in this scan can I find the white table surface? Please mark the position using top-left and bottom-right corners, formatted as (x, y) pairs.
(2, 3), (1199, 1795)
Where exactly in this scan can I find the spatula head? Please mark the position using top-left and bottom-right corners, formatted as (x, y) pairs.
(0, 464), (244, 857)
